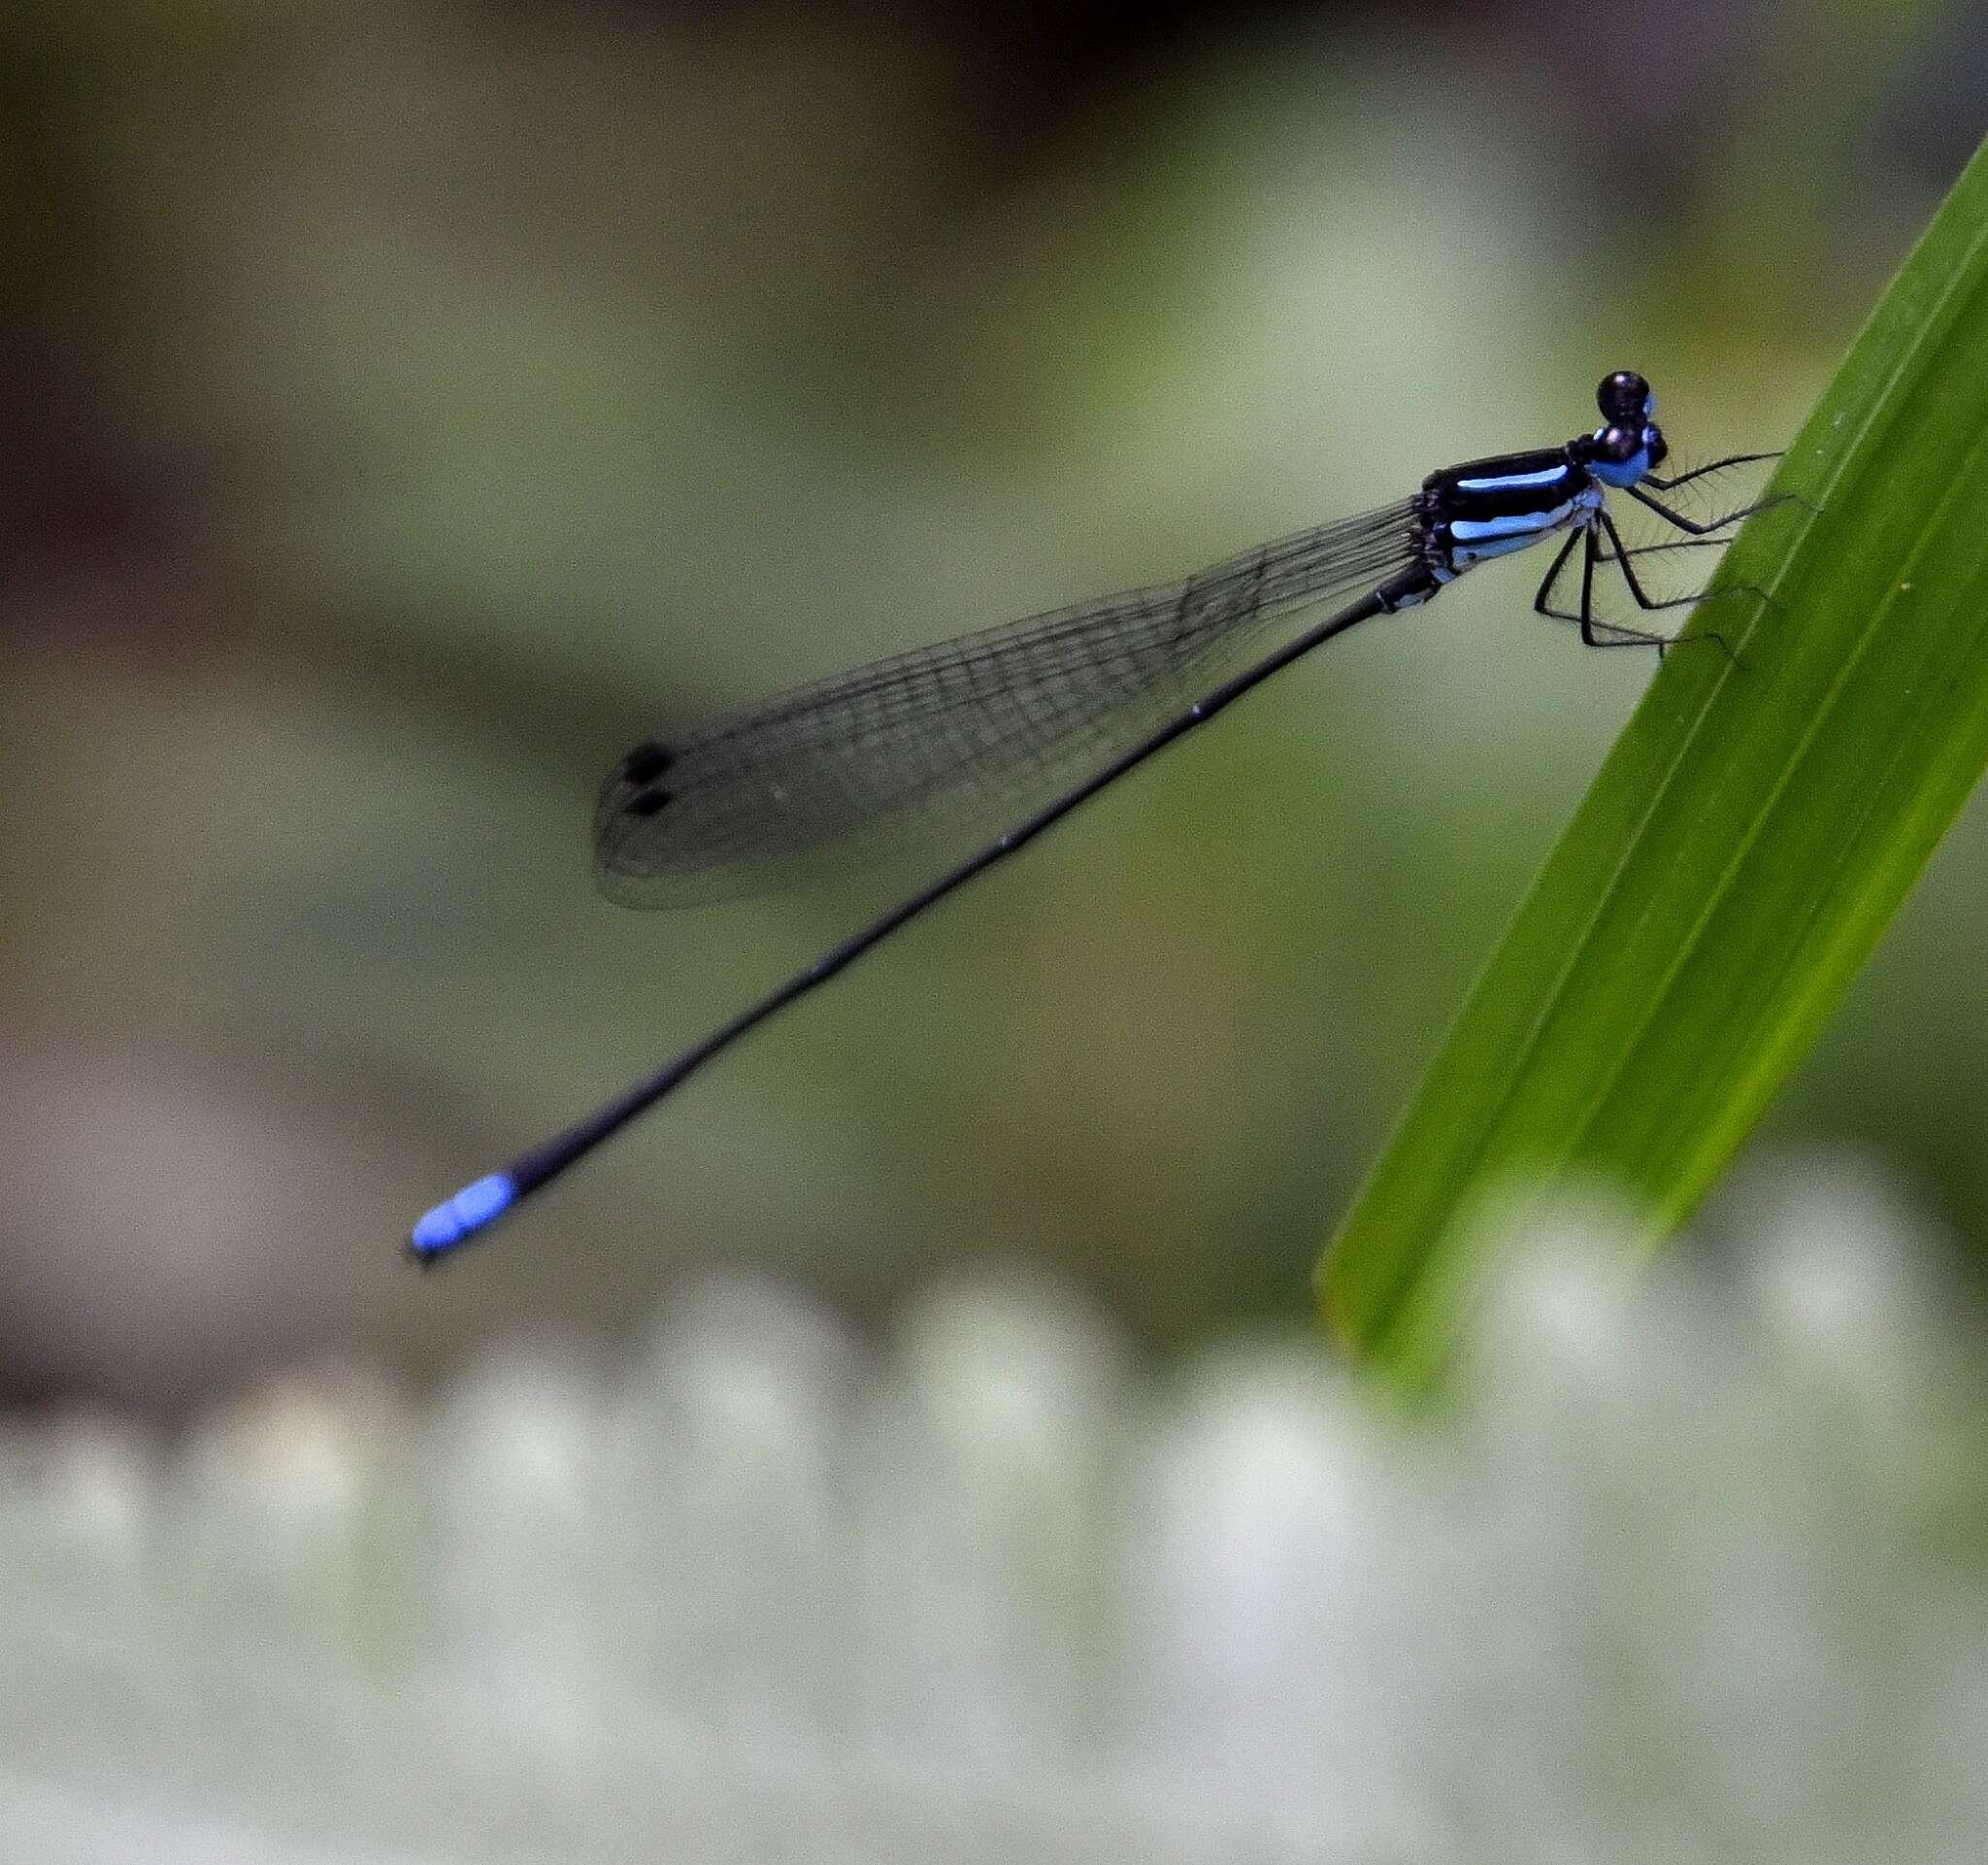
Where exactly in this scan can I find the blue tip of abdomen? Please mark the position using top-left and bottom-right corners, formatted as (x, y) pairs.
(410, 1172), (517, 1258)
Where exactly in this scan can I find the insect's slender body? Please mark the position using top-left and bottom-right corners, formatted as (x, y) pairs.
(411, 372), (1774, 1257)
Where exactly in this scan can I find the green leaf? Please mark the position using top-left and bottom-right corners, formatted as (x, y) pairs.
(1318, 137), (1988, 1387)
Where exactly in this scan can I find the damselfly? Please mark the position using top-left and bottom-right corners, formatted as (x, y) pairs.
(411, 370), (1774, 1257)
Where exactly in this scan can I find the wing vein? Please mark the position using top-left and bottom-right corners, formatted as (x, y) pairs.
(595, 501), (1418, 905)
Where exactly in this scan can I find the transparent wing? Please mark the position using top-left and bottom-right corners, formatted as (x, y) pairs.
(594, 501), (1419, 906)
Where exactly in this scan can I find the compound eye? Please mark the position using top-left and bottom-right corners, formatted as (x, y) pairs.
(1597, 370), (1649, 420)
(1643, 423), (1669, 468)
(1599, 423), (1640, 462)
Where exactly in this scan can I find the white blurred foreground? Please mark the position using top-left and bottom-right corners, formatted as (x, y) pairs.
(2, 1160), (1984, 1863)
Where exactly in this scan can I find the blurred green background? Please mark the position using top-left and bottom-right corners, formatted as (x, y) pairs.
(4, 0), (1984, 1406)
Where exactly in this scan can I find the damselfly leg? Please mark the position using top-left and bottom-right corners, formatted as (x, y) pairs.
(1532, 505), (1765, 656)
(1530, 445), (1791, 655)
(1643, 450), (1782, 493)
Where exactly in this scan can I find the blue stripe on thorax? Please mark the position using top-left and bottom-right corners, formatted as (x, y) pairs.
(1444, 483), (1604, 572)
(1453, 463), (1571, 493)
(1449, 495), (1583, 543)
(1451, 530), (1555, 566)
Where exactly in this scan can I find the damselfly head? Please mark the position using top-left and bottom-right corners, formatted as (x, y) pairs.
(1597, 371), (1654, 423)
(1583, 372), (1666, 483)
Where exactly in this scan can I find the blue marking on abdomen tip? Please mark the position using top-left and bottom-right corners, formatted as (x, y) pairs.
(1454, 463), (1569, 493)
(411, 1172), (517, 1255)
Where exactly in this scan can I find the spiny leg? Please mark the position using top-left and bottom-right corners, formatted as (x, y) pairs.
(1532, 525), (1614, 636)
(1574, 522), (1683, 652)
(1643, 450), (1780, 492)
(1598, 510), (1764, 661)
(1536, 522), (1730, 656)
(1601, 512), (1762, 613)
(1628, 484), (1810, 536)
(1530, 526), (1584, 621)
(1534, 522), (1667, 649)
(1596, 536), (1730, 567)
(1536, 516), (1752, 659)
